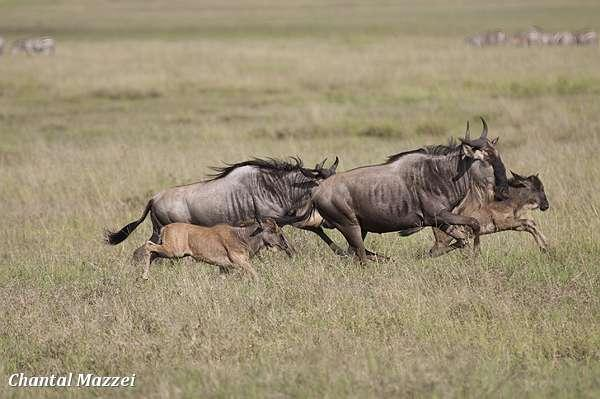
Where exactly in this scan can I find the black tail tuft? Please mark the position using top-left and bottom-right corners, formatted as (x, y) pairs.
(104, 200), (153, 245)
(398, 227), (424, 237)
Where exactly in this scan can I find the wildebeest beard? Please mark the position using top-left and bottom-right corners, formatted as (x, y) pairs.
(490, 155), (509, 200)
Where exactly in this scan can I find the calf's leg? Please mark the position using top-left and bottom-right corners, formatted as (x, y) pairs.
(429, 227), (464, 257)
(143, 241), (177, 280)
(513, 219), (549, 251)
(227, 252), (258, 279)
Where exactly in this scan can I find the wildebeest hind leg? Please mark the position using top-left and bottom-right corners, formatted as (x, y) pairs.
(132, 216), (162, 264)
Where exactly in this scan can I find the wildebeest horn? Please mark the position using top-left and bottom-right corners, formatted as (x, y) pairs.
(480, 116), (488, 139)
(464, 120), (471, 141)
(510, 170), (526, 180)
(329, 156), (339, 172)
(316, 158), (327, 170)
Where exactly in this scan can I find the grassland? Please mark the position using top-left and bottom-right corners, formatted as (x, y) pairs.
(1, 1), (600, 398)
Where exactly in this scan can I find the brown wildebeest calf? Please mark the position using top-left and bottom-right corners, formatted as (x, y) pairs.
(429, 172), (549, 257)
(141, 218), (293, 279)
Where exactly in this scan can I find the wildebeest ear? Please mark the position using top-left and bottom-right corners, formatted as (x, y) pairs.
(461, 143), (483, 160)
(491, 136), (499, 145)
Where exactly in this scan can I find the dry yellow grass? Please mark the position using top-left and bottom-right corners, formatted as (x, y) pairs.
(1, 1), (600, 398)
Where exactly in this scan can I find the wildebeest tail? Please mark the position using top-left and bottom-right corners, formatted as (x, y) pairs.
(398, 227), (424, 237)
(104, 200), (153, 245)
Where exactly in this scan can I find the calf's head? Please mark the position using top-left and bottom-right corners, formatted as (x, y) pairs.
(251, 218), (295, 257)
(509, 171), (549, 211)
(459, 117), (509, 200)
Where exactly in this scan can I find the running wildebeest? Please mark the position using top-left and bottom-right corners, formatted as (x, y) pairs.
(105, 157), (343, 257)
(142, 217), (293, 280)
(308, 118), (509, 263)
(425, 171), (549, 257)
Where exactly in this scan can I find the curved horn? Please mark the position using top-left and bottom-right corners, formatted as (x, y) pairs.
(317, 158), (327, 169)
(480, 116), (488, 139)
(464, 120), (471, 141)
(329, 156), (339, 171)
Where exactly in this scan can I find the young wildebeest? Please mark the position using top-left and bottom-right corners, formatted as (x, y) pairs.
(105, 157), (343, 258)
(309, 118), (510, 263)
(428, 171), (549, 257)
(142, 218), (293, 280)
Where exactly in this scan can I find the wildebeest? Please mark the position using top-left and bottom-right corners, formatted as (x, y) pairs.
(428, 171), (549, 257)
(141, 217), (292, 280)
(11, 36), (55, 55)
(142, 218), (293, 279)
(308, 118), (509, 263)
(105, 157), (342, 257)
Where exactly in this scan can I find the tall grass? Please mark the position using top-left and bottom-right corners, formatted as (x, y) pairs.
(1, 1), (600, 398)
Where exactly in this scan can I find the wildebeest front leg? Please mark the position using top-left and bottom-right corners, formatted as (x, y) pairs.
(303, 226), (346, 255)
(337, 224), (368, 263)
(513, 219), (549, 251)
(228, 253), (258, 279)
(362, 230), (389, 261)
(429, 227), (466, 257)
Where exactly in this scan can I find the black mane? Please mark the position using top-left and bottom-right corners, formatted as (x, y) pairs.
(205, 157), (307, 181)
(385, 138), (461, 164)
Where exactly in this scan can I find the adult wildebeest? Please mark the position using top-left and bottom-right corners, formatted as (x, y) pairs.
(426, 171), (549, 257)
(105, 157), (342, 257)
(142, 217), (293, 280)
(309, 118), (509, 263)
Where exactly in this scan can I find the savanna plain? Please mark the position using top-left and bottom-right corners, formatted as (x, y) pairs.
(1, 1), (600, 398)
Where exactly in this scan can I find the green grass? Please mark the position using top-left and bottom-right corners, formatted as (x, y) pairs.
(1, 1), (600, 398)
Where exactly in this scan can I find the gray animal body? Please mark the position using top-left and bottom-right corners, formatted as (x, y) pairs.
(310, 119), (509, 263)
(105, 157), (341, 254)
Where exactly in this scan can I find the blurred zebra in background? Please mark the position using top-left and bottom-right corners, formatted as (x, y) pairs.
(576, 30), (598, 46)
(11, 36), (55, 55)
(465, 30), (508, 47)
(467, 27), (598, 47)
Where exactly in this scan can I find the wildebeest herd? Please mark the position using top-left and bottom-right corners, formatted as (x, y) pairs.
(105, 118), (549, 279)
(0, 36), (55, 55)
(466, 26), (598, 47)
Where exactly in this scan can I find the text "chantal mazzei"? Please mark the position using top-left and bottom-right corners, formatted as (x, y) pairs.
(8, 373), (136, 388)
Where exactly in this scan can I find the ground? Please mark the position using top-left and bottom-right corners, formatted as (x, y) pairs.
(1, 1), (600, 398)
